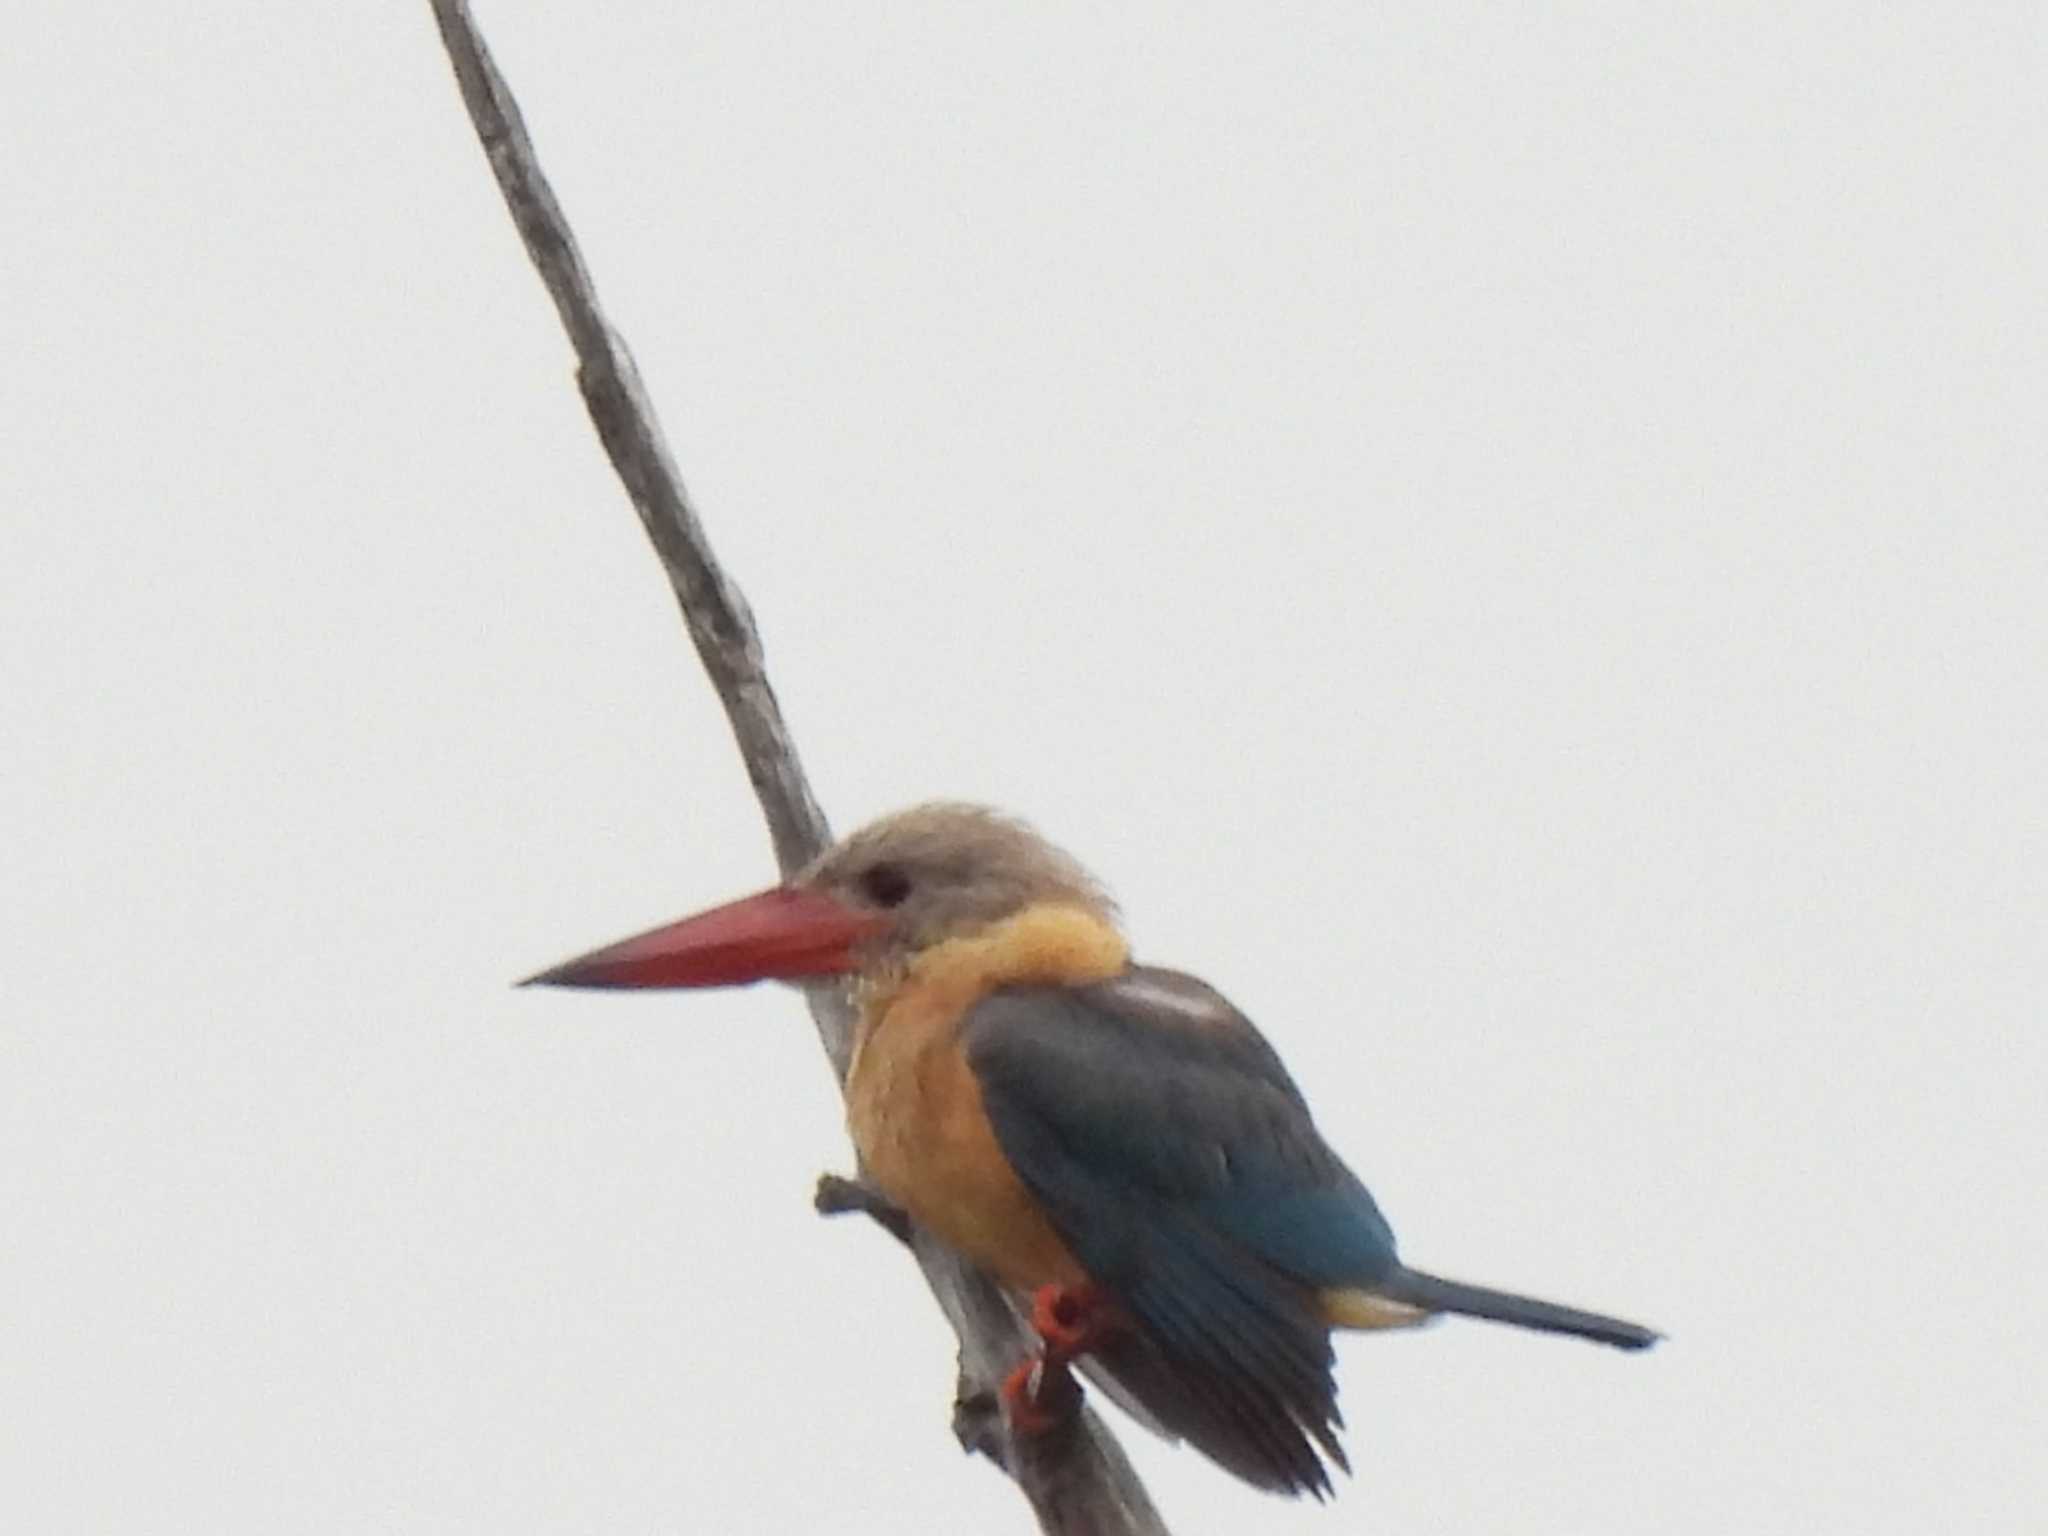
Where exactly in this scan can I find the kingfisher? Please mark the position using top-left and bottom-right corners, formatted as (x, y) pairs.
(526, 803), (1656, 1495)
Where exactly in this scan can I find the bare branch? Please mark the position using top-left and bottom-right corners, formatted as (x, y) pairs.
(814, 1172), (914, 1246)
(428, 0), (829, 896)
(429, 5), (1170, 1531)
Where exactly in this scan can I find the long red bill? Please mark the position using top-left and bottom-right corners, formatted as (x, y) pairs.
(520, 884), (887, 990)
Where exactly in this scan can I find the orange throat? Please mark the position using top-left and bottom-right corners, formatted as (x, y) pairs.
(844, 905), (1128, 1291)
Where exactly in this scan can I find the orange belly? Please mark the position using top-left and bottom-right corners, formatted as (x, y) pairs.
(847, 1024), (1082, 1291)
(843, 905), (1128, 1292)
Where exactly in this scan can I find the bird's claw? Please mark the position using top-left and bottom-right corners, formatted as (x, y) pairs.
(1000, 1354), (1078, 1436)
(1029, 1281), (1105, 1361)
(1000, 1283), (1106, 1438)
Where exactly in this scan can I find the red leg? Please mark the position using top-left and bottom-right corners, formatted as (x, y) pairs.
(1029, 1281), (1109, 1364)
(1000, 1358), (1069, 1435)
(1003, 1283), (1110, 1437)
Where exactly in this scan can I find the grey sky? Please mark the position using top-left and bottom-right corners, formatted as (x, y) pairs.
(4, 5), (2043, 1532)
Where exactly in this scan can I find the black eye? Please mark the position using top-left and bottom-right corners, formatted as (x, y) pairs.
(859, 862), (913, 908)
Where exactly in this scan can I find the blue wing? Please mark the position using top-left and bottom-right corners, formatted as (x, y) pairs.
(964, 965), (1401, 1495)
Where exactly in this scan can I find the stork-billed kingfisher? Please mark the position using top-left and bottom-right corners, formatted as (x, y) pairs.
(526, 803), (1657, 1496)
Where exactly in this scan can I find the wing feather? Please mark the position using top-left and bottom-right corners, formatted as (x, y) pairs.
(964, 967), (1397, 1494)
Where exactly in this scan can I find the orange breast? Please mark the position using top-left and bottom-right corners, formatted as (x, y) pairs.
(844, 905), (1128, 1292)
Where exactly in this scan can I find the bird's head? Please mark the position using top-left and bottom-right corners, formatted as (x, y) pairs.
(523, 803), (1117, 991)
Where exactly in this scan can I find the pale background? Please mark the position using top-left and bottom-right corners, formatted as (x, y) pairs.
(5, 5), (2043, 1532)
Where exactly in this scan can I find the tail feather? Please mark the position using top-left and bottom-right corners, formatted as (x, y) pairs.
(1375, 1266), (1660, 1351)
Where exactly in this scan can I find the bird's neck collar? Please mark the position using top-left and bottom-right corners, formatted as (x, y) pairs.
(858, 903), (1129, 1022)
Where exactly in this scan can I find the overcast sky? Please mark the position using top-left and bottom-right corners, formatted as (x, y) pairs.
(5, 5), (2044, 1533)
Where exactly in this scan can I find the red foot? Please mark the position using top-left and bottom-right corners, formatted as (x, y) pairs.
(1029, 1281), (1108, 1361)
(1000, 1357), (1068, 1436)
(1001, 1283), (1110, 1437)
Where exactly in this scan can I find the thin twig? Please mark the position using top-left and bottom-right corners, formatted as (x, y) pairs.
(428, 5), (1169, 1532)
(814, 1173), (915, 1246)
